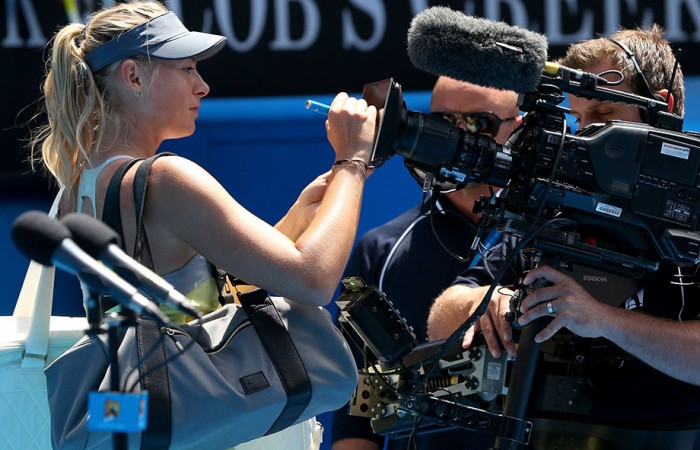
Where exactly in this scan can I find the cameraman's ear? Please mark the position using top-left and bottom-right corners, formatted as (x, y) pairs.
(657, 89), (675, 113)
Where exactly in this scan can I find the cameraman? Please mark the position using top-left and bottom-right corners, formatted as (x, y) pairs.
(331, 76), (520, 450)
(427, 26), (700, 448)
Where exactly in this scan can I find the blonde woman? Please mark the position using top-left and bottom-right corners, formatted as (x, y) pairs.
(32, 2), (375, 448)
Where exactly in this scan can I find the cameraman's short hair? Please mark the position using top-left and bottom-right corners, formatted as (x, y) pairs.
(558, 25), (684, 116)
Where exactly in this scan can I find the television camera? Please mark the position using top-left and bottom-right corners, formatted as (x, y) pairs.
(335, 66), (700, 447)
(362, 73), (700, 276)
(335, 277), (526, 444)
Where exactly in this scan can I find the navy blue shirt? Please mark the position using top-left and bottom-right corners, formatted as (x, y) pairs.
(331, 193), (497, 449)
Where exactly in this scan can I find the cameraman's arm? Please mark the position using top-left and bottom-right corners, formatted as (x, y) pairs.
(331, 237), (386, 450)
(518, 265), (700, 386)
(427, 234), (520, 357)
(427, 284), (515, 358)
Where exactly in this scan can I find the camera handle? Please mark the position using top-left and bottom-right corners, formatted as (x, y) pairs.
(492, 249), (553, 450)
(492, 315), (551, 450)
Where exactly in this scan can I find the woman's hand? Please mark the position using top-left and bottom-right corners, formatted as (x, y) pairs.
(326, 92), (376, 164)
(275, 171), (332, 241)
(297, 170), (331, 217)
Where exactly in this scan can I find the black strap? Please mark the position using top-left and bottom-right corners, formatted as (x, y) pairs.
(103, 158), (141, 251)
(238, 288), (312, 434)
(101, 159), (141, 312)
(131, 153), (174, 450)
(103, 153), (175, 449)
(131, 153), (175, 269)
(135, 317), (172, 450)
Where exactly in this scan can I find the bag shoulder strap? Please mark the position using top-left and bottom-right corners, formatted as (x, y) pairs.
(130, 152), (175, 267)
(102, 153), (174, 450)
(103, 159), (141, 250)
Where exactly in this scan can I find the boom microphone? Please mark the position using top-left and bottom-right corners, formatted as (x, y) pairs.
(407, 6), (548, 93)
(61, 213), (201, 319)
(11, 211), (172, 325)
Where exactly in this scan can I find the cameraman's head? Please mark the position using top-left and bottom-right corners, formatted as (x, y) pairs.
(558, 25), (683, 128)
(429, 76), (520, 218)
(430, 76), (520, 146)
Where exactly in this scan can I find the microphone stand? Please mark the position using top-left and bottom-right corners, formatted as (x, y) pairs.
(105, 307), (136, 450)
(83, 279), (134, 450)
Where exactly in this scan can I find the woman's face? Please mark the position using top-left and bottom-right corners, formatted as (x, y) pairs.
(137, 58), (210, 142)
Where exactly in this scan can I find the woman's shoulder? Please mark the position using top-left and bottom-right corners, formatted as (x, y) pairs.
(138, 154), (230, 213)
(135, 154), (213, 189)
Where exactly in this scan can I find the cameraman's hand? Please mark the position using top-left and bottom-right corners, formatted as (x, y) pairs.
(427, 284), (516, 358)
(517, 265), (613, 342)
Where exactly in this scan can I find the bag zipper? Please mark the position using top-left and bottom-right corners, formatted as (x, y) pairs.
(161, 327), (186, 352)
(161, 321), (253, 354)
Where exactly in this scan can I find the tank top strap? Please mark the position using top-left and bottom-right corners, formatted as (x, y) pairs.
(76, 155), (136, 217)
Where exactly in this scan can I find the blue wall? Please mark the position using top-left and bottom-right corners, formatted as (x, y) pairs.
(3, 81), (700, 448)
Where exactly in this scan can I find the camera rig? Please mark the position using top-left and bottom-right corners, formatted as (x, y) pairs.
(335, 277), (530, 445)
(337, 69), (700, 448)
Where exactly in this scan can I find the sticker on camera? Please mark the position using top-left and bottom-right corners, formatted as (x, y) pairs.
(596, 203), (622, 217)
(661, 142), (690, 160)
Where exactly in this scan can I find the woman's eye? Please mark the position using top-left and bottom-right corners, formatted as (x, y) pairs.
(183, 67), (194, 73)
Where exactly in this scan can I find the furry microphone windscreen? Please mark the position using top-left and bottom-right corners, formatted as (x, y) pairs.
(407, 6), (548, 93)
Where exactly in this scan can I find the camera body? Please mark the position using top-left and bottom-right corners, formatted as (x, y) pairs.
(362, 76), (700, 274)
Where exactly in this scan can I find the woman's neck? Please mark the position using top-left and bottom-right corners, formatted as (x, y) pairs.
(92, 125), (160, 165)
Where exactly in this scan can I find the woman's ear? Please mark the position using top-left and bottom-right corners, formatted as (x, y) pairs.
(657, 89), (675, 113)
(118, 59), (143, 97)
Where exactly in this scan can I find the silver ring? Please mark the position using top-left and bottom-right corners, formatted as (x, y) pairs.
(546, 301), (555, 315)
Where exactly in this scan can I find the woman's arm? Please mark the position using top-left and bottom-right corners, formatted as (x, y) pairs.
(274, 171), (332, 242)
(141, 93), (376, 306)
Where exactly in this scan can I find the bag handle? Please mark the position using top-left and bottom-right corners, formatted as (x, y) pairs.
(103, 158), (142, 251)
(238, 289), (313, 434)
(14, 190), (62, 368)
(131, 153), (174, 450)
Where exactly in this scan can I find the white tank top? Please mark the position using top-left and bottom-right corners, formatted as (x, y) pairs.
(76, 155), (135, 217)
